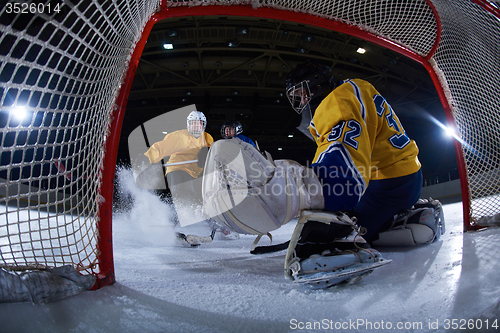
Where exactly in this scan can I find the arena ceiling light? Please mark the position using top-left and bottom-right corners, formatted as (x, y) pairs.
(163, 43), (173, 50)
(236, 27), (249, 34)
(357, 47), (366, 54)
(302, 35), (314, 42)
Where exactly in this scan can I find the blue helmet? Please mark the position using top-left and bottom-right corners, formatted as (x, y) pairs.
(221, 120), (243, 139)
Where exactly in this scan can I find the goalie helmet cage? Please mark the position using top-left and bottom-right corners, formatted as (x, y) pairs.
(0, 0), (498, 289)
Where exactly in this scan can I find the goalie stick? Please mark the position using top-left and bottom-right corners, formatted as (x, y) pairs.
(250, 237), (377, 255)
(250, 241), (290, 254)
(162, 159), (198, 167)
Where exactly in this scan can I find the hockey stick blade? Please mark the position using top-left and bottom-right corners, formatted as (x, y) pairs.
(250, 241), (290, 254)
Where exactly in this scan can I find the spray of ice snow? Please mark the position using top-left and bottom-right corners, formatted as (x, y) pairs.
(113, 165), (177, 246)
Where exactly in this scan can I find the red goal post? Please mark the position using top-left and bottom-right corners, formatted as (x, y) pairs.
(0, 0), (498, 291)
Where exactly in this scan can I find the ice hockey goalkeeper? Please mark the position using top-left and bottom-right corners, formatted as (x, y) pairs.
(202, 61), (444, 289)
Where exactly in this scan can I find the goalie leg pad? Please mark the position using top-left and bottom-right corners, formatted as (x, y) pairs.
(372, 198), (445, 247)
(202, 139), (324, 237)
(373, 224), (434, 246)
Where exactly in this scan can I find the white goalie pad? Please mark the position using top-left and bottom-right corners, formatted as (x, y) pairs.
(202, 139), (324, 235)
(372, 198), (445, 246)
(373, 224), (435, 246)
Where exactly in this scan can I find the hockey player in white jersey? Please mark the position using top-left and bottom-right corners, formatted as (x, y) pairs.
(202, 61), (444, 288)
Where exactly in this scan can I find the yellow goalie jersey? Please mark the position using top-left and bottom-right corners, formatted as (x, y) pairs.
(144, 129), (214, 178)
(309, 78), (421, 211)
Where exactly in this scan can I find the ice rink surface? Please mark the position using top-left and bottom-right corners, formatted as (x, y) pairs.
(1, 170), (500, 333)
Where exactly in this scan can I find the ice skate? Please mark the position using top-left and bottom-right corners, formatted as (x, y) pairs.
(284, 210), (391, 289)
(175, 229), (216, 247)
(204, 218), (240, 241)
(215, 227), (240, 241)
(175, 232), (200, 247)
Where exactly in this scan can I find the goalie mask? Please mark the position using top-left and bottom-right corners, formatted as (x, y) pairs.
(221, 120), (243, 139)
(285, 61), (336, 114)
(187, 111), (207, 138)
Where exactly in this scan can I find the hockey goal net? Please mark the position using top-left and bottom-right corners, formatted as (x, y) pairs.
(0, 0), (498, 291)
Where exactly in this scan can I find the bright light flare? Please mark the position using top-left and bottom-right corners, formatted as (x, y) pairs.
(444, 126), (456, 137)
(427, 115), (482, 157)
(433, 118), (459, 140)
(426, 114), (468, 147)
(12, 106), (27, 120)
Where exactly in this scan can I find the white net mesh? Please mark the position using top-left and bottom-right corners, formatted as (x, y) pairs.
(169, 0), (439, 55)
(0, 0), (160, 277)
(0, 0), (498, 287)
(428, 1), (500, 224)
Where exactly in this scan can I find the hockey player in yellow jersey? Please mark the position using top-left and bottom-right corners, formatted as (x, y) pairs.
(310, 78), (421, 184)
(145, 111), (213, 180)
(285, 61), (443, 251)
(201, 62), (443, 286)
(144, 111), (215, 244)
(145, 110), (240, 246)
